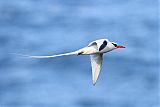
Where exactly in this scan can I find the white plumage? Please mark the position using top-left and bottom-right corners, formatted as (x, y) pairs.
(21, 39), (125, 85)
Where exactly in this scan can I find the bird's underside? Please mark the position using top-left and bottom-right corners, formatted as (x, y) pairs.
(90, 53), (103, 85)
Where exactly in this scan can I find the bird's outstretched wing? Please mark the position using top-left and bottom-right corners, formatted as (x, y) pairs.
(90, 53), (103, 85)
(12, 51), (77, 58)
(88, 39), (109, 52)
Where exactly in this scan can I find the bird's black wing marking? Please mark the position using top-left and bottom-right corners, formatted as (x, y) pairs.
(99, 40), (107, 51)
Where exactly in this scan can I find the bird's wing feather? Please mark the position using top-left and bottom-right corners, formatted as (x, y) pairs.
(88, 40), (106, 51)
(88, 41), (97, 47)
(90, 53), (103, 85)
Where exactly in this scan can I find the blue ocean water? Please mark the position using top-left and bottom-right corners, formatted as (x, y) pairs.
(0, 0), (159, 107)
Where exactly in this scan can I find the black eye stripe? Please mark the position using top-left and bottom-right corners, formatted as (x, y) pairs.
(99, 40), (108, 51)
(112, 43), (117, 47)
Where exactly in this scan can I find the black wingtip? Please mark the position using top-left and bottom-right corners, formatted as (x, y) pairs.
(93, 82), (96, 86)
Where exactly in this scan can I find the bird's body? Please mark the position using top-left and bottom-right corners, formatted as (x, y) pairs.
(25, 39), (125, 85)
(77, 39), (115, 55)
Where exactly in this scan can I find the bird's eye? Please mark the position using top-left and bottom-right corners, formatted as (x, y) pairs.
(112, 43), (117, 47)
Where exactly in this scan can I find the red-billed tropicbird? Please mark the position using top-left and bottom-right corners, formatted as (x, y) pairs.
(25, 39), (125, 85)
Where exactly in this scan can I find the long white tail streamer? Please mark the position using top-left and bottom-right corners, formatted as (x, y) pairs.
(11, 51), (78, 59)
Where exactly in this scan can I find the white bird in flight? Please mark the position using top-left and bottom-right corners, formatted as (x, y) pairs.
(23, 39), (125, 85)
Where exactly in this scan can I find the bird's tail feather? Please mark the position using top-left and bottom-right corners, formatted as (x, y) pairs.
(11, 51), (78, 59)
(30, 51), (77, 58)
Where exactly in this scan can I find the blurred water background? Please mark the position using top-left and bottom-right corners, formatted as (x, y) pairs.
(0, 0), (159, 107)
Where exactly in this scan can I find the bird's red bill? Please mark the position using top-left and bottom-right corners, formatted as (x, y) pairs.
(116, 45), (125, 48)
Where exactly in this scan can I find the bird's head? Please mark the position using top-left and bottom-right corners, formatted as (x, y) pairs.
(111, 42), (125, 49)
